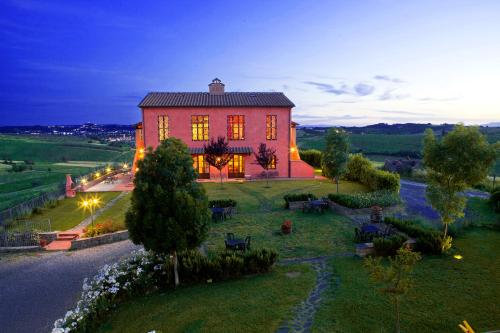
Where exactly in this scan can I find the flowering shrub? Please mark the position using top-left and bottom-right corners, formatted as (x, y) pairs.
(281, 220), (292, 234)
(328, 190), (401, 209)
(83, 220), (121, 238)
(52, 248), (277, 333)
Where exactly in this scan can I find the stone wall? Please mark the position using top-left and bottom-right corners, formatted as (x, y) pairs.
(70, 230), (129, 250)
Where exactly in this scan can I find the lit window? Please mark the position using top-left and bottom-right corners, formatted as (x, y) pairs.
(192, 154), (210, 178)
(269, 155), (277, 169)
(191, 115), (209, 141)
(158, 116), (169, 141)
(227, 115), (245, 140)
(266, 115), (277, 140)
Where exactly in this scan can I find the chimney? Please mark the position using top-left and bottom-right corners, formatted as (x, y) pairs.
(208, 78), (225, 95)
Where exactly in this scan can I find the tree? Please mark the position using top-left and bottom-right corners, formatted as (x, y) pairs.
(125, 138), (210, 287)
(364, 247), (421, 333)
(322, 128), (350, 192)
(254, 143), (277, 186)
(423, 125), (497, 247)
(204, 136), (231, 187)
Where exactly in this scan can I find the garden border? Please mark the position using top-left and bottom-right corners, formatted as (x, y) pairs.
(70, 230), (129, 250)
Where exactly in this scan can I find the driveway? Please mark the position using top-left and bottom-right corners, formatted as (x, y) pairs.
(0, 240), (140, 333)
(399, 179), (490, 222)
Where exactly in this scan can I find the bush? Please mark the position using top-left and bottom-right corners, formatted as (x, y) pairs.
(373, 235), (407, 257)
(52, 248), (278, 333)
(283, 193), (317, 208)
(83, 220), (121, 238)
(9, 163), (27, 172)
(208, 199), (237, 208)
(345, 154), (400, 192)
(489, 191), (500, 213)
(299, 149), (323, 168)
(384, 217), (444, 254)
(328, 190), (401, 209)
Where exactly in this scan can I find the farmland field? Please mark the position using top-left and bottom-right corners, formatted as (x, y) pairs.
(0, 135), (134, 211)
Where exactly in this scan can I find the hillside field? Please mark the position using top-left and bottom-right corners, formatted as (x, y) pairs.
(0, 135), (134, 211)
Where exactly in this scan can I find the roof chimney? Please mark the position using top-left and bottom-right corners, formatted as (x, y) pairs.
(208, 78), (225, 95)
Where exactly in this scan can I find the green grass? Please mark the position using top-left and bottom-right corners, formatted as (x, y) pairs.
(313, 229), (500, 333)
(203, 179), (366, 258)
(97, 264), (316, 333)
(0, 134), (134, 211)
(0, 135), (134, 163)
(92, 192), (132, 230)
(26, 191), (121, 231)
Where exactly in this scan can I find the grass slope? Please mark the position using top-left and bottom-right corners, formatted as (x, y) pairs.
(313, 229), (500, 333)
(92, 192), (132, 230)
(97, 264), (316, 333)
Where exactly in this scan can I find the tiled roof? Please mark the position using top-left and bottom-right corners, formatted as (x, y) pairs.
(189, 146), (253, 154)
(139, 92), (295, 108)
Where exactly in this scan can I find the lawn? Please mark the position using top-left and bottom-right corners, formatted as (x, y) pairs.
(97, 263), (316, 333)
(312, 228), (500, 333)
(203, 179), (367, 258)
(26, 191), (121, 231)
(92, 191), (132, 230)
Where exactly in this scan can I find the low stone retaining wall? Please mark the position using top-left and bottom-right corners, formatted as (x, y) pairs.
(288, 201), (308, 210)
(0, 245), (42, 253)
(70, 230), (129, 250)
(39, 231), (58, 244)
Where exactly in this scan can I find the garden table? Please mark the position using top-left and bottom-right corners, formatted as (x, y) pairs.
(309, 200), (329, 213)
(225, 238), (246, 250)
(361, 225), (380, 234)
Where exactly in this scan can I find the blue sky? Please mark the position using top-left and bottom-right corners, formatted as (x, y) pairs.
(1, 0), (499, 126)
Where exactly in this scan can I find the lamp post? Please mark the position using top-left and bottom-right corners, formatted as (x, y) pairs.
(79, 195), (101, 227)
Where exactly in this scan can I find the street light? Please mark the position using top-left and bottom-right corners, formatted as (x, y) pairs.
(106, 166), (112, 173)
(78, 195), (101, 227)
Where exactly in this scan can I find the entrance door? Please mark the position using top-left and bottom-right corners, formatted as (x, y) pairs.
(228, 154), (245, 178)
(193, 155), (210, 179)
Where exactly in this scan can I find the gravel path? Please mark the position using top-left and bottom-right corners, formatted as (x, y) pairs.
(399, 179), (490, 221)
(0, 240), (140, 333)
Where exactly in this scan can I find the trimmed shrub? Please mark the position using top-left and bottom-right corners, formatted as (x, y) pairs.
(384, 217), (444, 254)
(345, 154), (400, 192)
(489, 190), (500, 213)
(283, 193), (317, 208)
(208, 199), (237, 208)
(373, 235), (407, 257)
(299, 149), (323, 168)
(328, 190), (401, 209)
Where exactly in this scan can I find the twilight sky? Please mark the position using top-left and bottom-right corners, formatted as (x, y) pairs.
(1, 0), (499, 126)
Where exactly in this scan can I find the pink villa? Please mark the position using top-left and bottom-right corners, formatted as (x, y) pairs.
(133, 79), (314, 180)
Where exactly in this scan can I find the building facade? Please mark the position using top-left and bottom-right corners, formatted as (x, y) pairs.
(133, 79), (314, 180)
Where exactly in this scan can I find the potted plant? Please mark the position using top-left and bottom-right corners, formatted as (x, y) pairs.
(281, 220), (292, 234)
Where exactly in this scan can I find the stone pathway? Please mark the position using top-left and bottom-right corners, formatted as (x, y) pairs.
(276, 254), (353, 333)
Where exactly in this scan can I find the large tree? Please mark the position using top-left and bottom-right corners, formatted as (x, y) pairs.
(423, 125), (498, 246)
(204, 136), (231, 187)
(322, 128), (350, 192)
(125, 138), (210, 287)
(364, 247), (421, 333)
(254, 143), (277, 186)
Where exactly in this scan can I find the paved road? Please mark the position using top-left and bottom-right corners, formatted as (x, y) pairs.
(0, 241), (140, 333)
(399, 179), (490, 221)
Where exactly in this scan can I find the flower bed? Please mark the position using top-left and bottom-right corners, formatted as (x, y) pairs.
(52, 248), (277, 333)
(328, 190), (401, 209)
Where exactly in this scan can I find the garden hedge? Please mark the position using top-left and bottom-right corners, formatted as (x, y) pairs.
(328, 190), (400, 209)
(209, 199), (237, 208)
(299, 149), (323, 169)
(384, 217), (444, 254)
(283, 193), (317, 208)
(345, 154), (400, 192)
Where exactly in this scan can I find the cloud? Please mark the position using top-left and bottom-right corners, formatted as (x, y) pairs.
(418, 97), (459, 102)
(303, 81), (350, 95)
(354, 83), (375, 96)
(304, 81), (375, 96)
(374, 75), (404, 83)
(377, 110), (433, 116)
(293, 114), (367, 120)
(378, 89), (410, 101)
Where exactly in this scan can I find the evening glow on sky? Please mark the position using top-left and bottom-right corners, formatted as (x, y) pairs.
(1, 0), (499, 126)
